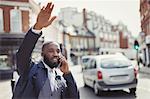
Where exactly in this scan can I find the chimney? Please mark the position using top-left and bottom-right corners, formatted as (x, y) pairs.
(83, 8), (88, 30)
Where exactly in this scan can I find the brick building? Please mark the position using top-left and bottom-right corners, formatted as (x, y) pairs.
(139, 0), (150, 67)
(0, 0), (43, 80)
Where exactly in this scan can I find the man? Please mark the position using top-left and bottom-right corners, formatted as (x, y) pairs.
(12, 2), (79, 99)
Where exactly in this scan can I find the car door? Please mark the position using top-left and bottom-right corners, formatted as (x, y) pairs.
(85, 59), (97, 87)
(83, 58), (92, 86)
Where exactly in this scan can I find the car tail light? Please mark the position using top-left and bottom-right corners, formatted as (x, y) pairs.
(97, 70), (102, 80)
(134, 68), (138, 78)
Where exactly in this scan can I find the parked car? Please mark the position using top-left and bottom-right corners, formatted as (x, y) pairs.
(82, 54), (138, 96)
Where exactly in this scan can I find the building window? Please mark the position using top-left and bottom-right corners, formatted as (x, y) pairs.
(0, 55), (11, 70)
(0, 9), (3, 32)
(84, 38), (87, 49)
(89, 38), (94, 48)
(10, 9), (22, 33)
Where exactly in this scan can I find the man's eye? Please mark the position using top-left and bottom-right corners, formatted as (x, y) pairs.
(57, 50), (60, 53)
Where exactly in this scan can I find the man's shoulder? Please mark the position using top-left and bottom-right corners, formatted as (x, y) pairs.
(29, 62), (39, 75)
(29, 61), (45, 73)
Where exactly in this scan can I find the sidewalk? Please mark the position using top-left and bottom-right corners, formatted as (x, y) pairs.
(0, 80), (12, 99)
(139, 64), (150, 75)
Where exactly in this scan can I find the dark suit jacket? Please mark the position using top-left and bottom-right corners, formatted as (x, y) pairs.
(12, 29), (79, 99)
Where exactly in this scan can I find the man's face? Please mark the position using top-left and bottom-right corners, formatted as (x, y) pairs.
(42, 42), (61, 68)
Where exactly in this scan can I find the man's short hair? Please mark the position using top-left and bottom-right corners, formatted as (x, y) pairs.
(42, 41), (60, 51)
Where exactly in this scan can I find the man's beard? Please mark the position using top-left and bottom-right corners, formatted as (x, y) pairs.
(43, 56), (59, 69)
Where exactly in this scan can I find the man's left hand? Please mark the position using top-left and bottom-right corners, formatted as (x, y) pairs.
(59, 54), (70, 74)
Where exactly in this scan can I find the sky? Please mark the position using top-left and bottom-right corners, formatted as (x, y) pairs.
(34, 0), (141, 38)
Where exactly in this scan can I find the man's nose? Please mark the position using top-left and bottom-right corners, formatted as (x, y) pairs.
(53, 51), (59, 56)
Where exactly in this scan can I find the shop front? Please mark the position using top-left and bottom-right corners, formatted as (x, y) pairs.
(0, 33), (43, 80)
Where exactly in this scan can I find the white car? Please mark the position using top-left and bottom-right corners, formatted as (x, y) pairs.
(82, 54), (138, 96)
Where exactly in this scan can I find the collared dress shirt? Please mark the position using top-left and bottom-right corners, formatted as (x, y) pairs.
(42, 61), (56, 92)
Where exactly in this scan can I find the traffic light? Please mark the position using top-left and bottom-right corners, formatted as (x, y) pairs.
(134, 40), (139, 50)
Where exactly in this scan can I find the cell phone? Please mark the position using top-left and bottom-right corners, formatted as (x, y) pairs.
(56, 44), (67, 68)
(59, 44), (67, 59)
(57, 57), (62, 68)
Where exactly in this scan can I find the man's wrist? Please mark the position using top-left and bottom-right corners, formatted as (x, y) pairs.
(63, 71), (71, 75)
(31, 27), (42, 34)
(33, 23), (43, 30)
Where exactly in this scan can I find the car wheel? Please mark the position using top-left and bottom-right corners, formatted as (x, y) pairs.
(94, 83), (100, 96)
(129, 87), (136, 95)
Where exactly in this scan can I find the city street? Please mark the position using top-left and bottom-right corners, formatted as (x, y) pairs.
(1, 65), (150, 99)
(0, 0), (150, 99)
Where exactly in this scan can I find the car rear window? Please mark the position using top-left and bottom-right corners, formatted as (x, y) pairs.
(101, 57), (132, 68)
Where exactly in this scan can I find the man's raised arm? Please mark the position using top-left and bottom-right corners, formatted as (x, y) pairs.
(16, 2), (56, 75)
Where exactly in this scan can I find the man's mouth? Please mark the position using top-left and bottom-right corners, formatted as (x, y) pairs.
(53, 58), (58, 62)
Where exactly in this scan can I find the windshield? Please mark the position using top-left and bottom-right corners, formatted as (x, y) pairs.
(101, 57), (132, 68)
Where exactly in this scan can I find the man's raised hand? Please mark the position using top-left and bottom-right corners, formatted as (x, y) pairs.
(33, 2), (56, 30)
